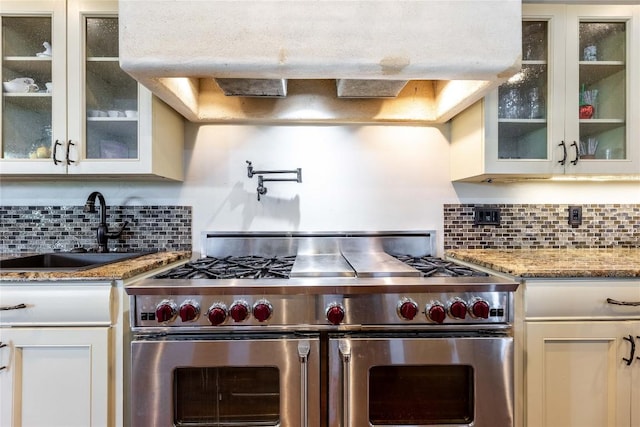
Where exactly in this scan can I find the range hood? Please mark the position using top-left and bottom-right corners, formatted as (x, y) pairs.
(119, 0), (522, 124)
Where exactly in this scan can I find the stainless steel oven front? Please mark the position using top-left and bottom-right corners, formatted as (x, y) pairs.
(130, 333), (320, 427)
(328, 332), (514, 427)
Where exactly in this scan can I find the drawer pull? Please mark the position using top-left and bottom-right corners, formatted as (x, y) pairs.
(0, 303), (27, 311)
(606, 298), (640, 307)
(0, 342), (6, 372)
(622, 335), (635, 366)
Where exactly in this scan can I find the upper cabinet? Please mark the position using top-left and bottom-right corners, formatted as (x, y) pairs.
(1, 0), (183, 179)
(451, 4), (639, 182)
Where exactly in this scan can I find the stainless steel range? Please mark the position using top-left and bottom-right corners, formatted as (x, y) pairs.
(126, 231), (518, 427)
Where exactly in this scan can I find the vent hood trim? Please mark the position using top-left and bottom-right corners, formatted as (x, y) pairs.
(119, 0), (522, 123)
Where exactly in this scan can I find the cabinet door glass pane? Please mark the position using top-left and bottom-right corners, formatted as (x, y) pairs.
(85, 17), (138, 160)
(2, 17), (53, 160)
(578, 21), (626, 160)
(497, 21), (548, 160)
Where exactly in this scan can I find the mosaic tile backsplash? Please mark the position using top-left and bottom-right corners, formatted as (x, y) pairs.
(1, 205), (192, 253)
(444, 204), (640, 249)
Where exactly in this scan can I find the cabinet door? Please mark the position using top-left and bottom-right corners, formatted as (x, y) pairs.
(526, 321), (636, 427)
(66, 0), (145, 174)
(0, 0), (67, 174)
(563, 5), (639, 175)
(487, 4), (565, 176)
(0, 327), (110, 427)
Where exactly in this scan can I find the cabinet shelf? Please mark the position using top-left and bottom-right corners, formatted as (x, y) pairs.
(86, 56), (119, 62)
(3, 92), (51, 97)
(579, 119), (625, 136)
(579, 61), (625, 85)
(2, 56), (52, 77)
(87, 117), (137, 122)
(498, 119), (547, 139)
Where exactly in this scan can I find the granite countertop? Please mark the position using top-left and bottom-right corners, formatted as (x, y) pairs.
(0, 251), (191, 282)
(446, 248), (640, 278)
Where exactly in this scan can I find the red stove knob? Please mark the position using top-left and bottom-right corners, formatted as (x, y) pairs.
(426, 303), (446, 324)
(155, 300), (178, 323)
(229, 301), (250, 323)
(449, 299), (467, 319)
(326, 303), (345, 325)
(179, 300), (200, 322)
(398, 299), (419, 320)
(470, 299), (490, 319)
(253, 300), (273, 322)
(207, 303), (228, 326)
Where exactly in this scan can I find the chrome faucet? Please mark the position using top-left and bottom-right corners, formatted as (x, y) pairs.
(83, 191), (128, 253)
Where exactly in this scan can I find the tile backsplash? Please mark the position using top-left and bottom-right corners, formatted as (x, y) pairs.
(444, 204), (639, 249)
(0, 205), (192, 253)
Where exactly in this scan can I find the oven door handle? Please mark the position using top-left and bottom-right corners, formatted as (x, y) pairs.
(338, 339), (351, 427)
(298, 340), (311, 427)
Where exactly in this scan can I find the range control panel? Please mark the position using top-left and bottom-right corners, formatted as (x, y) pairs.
(132, 291), (512, 330)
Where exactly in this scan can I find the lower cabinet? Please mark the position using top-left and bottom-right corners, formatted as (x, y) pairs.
(0, 327), (110, 427)
(526, 321), (640, 427)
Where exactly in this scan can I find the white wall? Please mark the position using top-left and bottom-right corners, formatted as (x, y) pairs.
(1, 122), (639, 256)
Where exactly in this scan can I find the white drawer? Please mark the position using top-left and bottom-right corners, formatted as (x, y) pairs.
(525, 279), (640, 321)
(0, 283), (114, 326)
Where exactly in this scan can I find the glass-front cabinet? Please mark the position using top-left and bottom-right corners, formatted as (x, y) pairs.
(1, 0), (183, 179)
(451, 4), (639, 181)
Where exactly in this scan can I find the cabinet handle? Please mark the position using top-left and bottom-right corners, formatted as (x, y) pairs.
(0, 342), (6, 372)
(622, 335), (635, 366)
(558, 141), (567, 165)
(570, 141), (579, 165)
(0, 303), (27, 311)
(606, 298), (640, 307)
(66, 140), (76, 165)
(52, 140), (63, 165)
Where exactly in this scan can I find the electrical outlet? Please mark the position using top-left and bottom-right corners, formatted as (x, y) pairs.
(474, 207), (501, 226)
(568, 206), (582, 227)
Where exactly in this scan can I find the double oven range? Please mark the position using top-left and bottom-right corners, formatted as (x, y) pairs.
(126, 232), (518, 427)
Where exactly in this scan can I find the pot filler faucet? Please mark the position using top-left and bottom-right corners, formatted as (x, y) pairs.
(83, 191), (128, 253)
(246, 160), (302, 201)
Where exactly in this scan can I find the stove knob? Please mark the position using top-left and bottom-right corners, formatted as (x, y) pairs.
(229, 301), (250, 323)
(253, 300), (273, 322)
(207, 303), (228, 326)
(155, 300), (178, 323)
(179, 300), (200, 322)
(397, 299), (419, 320)
(470, 298), (490, 319)
(326, 303), (345, 325)
(426, 303), (446, 324)
(448, 299), (467, 320)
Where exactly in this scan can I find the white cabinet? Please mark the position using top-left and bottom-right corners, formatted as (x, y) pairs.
(526, 321), (640, 427)
(0, 282), (114, 426)
(0, 327), (110, 427)
(0, 0), (183, 179)
(451, 4), (639, 181)
(524, 279), (640, 427)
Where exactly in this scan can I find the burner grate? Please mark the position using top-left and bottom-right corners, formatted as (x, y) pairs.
(393, 255), (489, 277)
(155, 255), (296, 279)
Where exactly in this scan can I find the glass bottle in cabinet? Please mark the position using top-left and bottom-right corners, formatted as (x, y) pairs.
(497, 20), (548, 160)
(1, 16), (55, 161)
(84, 17), (138, 160)
(576, 21), (626, 161)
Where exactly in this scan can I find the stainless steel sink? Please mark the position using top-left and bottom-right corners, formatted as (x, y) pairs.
(0, 251), (156, 272)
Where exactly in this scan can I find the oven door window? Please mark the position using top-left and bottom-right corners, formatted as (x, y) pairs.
(369, 365), (474, 425)
(174, 366), (280, 426)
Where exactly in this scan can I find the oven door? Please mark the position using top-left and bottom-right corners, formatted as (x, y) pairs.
(328, 332), (513, 427)
(131, 333), (320, 427)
